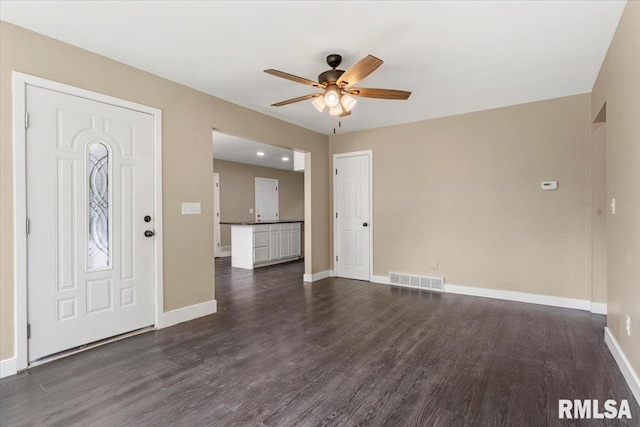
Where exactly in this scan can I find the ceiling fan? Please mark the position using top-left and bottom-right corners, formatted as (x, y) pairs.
(264, 54), (411, 118)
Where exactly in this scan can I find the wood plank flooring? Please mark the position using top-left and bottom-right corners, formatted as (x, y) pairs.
(1, 258), (638, 426)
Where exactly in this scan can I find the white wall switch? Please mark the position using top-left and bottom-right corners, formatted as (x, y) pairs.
(429, 260), (439, 270)
(610, 198), (616, 215)
(182, 202), (201, 215)
(541, 181), (558, 190)
(249, 208), (254, 214)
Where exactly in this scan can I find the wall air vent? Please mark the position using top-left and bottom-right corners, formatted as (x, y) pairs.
(389, 271), (444, 292)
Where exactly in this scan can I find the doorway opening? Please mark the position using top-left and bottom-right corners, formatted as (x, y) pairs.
(591, 102), (607, 313)
(212, 130), (308, 283)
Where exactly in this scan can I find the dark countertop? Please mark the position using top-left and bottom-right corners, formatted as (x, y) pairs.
(220, 220), (304, 225)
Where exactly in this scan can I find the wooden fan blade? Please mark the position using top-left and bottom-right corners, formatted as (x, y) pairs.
(271, 93), (321, 107)
(338, 110), (352, 118)
(336, 55), (383, 88)
(264, 69), (325, 89)
(348, 87), (411, 100)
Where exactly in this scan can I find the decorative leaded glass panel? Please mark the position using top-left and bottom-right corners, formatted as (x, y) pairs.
(88, 143), (110, 269)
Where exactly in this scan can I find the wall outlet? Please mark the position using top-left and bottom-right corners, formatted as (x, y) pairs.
(625, 315), (631, 336)
(429, 260), (439, 270)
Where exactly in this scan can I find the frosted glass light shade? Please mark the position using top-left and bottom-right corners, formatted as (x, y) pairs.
(329, 104), (344, 116)
(324, 87), (340, 107)
(340, 93), (357, 111)
(312, 96), (326, 112)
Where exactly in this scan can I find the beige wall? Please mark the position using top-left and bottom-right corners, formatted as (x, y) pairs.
(212, 159), (304, 247)
(330, 94), (592, 301)
(0, 22), (330, 361)
(591, 2), (640, 381)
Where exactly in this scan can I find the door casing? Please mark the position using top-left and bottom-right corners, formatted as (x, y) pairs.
(12, 72), (164, 371)
(333, 150), (373, 281)
(213, 173), (221, 257)
(255, 177), (279, 221)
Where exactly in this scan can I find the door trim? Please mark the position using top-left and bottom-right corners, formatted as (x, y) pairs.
(213, 173), (221, 257)
(12, 72), (164, 371)
(333, 150), (373, 281)
(255, 177), (279, 221)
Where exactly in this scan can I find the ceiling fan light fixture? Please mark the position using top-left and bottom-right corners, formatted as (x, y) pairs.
(340, 93), (357, 112)
(324, 86), (341, 107)
(312, 96), (326, 112)
(329, 104), (344, 116)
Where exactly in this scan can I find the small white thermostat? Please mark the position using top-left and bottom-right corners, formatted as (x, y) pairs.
(541, 181), (558, 191)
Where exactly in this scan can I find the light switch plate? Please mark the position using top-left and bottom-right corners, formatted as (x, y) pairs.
(249, 208), (254, 214)
(182, 202), (201, 215)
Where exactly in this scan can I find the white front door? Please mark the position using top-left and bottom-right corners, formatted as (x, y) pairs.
(335, 153), (371, 281)
(213, 173), (221, 257)
(255, 178), (278, 221)
(26, 85), (155, 361)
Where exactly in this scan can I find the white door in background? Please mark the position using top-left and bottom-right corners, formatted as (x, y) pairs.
(213, 173), (221, 257)
(255, 178), (279, 221)
(26, 85), (155, 362)
(335, 153), (371, 281)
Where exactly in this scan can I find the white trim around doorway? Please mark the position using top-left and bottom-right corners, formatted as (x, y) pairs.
(332, 150), (374, 282)
(11, 72), (164, 374)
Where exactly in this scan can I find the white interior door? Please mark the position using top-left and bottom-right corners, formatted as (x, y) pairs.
(213, 173), (221, 257)
(255, 178), (278, 221)
(26, 85), (155, 362)
(335, 153), (371, 281)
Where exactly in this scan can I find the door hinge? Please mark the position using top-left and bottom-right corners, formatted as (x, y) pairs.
(336, 212), (338, 218)
(27, 324), (31, 339)
(276, 186), (278, 191)
(217, 212), (219, 217)
(276, 212), (279, 217)
(26, 218), (30, 235)
(25, 112), (29, 129)
(336, 256), (338, 262)
(216, 182), (219, 187)
(335, 168), (338, 175)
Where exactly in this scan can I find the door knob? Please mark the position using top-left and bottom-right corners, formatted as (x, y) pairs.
(363, 222), (368, 227)
(144, 215), (152, 223)
(144, 230), (155, 237)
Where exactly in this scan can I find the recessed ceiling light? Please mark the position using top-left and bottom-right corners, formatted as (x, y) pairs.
(257, 152), (265, 156)
(282, 157), (289, 161)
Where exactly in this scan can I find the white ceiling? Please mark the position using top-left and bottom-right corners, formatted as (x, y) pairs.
(1, 1), (626, 135)
(213, 132), (295, 171)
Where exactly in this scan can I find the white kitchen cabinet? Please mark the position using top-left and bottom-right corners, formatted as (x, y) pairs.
(228, 222), (302, 269)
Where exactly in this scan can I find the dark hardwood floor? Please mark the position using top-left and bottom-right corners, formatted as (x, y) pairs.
(1, 258), (638, 426)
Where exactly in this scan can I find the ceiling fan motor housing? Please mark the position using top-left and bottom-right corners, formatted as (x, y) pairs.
(318, 69), (345, 85)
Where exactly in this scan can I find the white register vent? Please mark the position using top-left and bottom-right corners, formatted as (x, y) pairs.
(389, 272), (444, 292)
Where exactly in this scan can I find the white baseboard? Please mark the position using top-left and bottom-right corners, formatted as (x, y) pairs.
(605, 327), (640, 406)
(0, 356), (17, 379)
(330, 270), (335, 277)
(371, 274), (390, 284)
(444, 283), (592, 311)
(590, 302), (607, 315)
(161, 299), (217, 328)
(303, 270), (331, 282)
